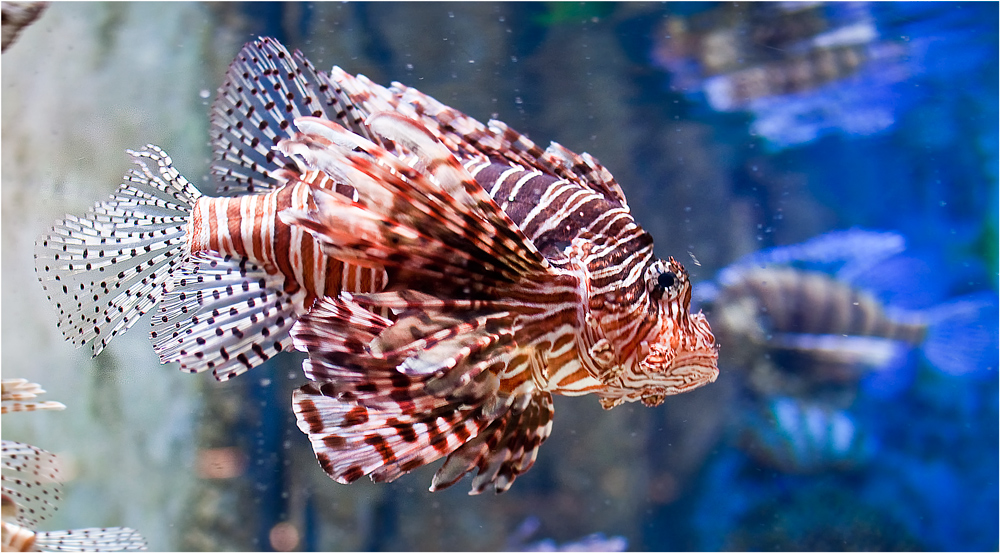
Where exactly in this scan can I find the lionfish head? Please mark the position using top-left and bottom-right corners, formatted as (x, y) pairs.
(598, 256), (719, 409)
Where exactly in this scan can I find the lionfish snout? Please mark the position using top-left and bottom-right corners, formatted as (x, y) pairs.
(634, 257), (720, 404)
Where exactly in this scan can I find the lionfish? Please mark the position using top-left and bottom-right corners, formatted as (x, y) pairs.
(1, 380), (147, 551)
(35, 37), (718, 493)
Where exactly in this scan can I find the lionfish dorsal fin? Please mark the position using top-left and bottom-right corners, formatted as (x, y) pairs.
(210, 37), (371, 195)
(152, 253), (306, 381)
(366, 111), (481, 203)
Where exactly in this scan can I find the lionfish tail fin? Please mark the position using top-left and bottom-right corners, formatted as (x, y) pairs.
(35, 145), (199, 358)
(152, 253), (307, 381)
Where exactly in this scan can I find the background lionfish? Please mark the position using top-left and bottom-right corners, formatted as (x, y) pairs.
(34, 37), (718, 493)
(695, 229), (996, 473)
(1, 380), (147, 552)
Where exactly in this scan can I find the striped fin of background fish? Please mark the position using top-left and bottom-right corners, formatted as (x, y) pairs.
(737, 397), (874, 473)
(34, 38), (389, 381)
(1, 380), (65, 414)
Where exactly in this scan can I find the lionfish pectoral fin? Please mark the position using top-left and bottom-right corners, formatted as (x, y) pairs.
(430, 390), (554, 494)
(152, 253), (306, 381)
(34, 145), (200, 357)
(291, 296), (390, 360)
(280, 117), (551, 292)
(293, 383), (499, 486)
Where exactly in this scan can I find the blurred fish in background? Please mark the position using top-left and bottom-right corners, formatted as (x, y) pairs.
(695, 228), (997, 474)
(687, 227), (998, 549)
(1, 380), (148, 552)
(698, 229), (997, 398)
(505, 516), (628, 552)
(651, 2), (919, 148)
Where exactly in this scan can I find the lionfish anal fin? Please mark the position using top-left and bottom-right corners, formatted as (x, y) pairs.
(152, 253), (308, 381)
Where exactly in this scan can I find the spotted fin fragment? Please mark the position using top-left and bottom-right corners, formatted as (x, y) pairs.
(0, 521), (148, 552)
(152, 254), (307, 381)
(34, 145), (200, 358)
(1, 441), (61, 528)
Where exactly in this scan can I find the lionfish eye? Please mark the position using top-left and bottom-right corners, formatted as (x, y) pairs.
(657, 271), (677, 290)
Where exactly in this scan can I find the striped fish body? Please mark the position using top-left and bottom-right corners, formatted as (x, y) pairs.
(183, 180), (385, 302)
(715, 267), (927, 342)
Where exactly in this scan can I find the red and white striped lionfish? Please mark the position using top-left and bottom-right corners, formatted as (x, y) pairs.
(1, 380), (147, 551)
(35, 37), (718, 493)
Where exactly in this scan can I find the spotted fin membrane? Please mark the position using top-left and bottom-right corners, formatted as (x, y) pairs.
(151, 253), (306, 381)
(34, 146), (201, 359)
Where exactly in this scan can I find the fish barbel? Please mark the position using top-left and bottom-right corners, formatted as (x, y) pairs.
(34, 37), (718, 493)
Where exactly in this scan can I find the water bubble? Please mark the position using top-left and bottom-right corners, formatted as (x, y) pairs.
(405, 63), (414, 71)
(199, 89), (210, 99)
